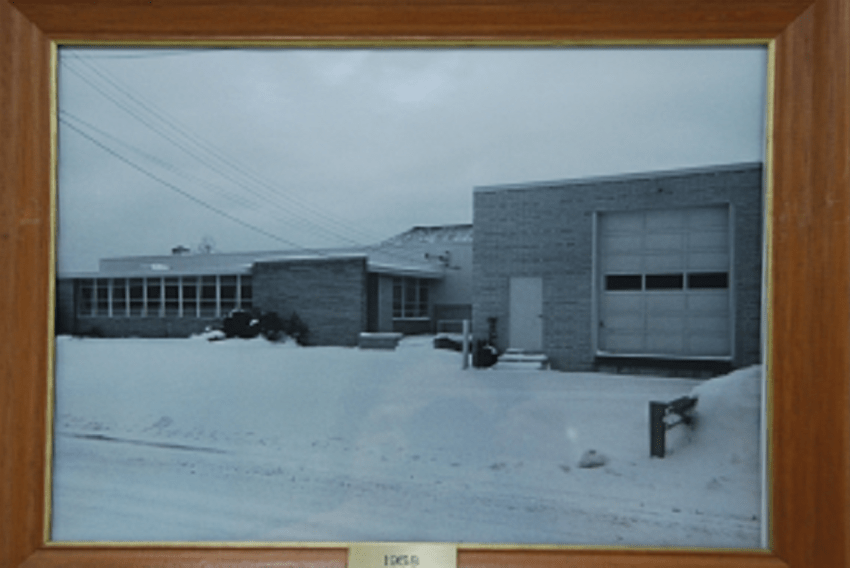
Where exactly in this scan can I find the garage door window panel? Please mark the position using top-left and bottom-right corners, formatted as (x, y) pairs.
(606, 274), (642, 290)
(645, 273), (684, 290)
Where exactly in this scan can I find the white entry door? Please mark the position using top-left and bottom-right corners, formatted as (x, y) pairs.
(509, 276), (543, 351)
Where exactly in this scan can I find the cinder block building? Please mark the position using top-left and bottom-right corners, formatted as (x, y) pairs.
(472, 162), (764, 374)
(56, 224), (472, 345)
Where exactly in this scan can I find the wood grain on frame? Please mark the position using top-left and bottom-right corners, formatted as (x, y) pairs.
(1, 1), (848, 567)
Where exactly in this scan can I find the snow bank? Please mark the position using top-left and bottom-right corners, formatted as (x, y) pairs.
(688, 365), (762, 470)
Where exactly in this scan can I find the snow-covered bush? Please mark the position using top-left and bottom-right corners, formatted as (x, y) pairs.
(258, 311), (285, 341)
(221, 309), (309, 345)
(222, 309), (260, 339)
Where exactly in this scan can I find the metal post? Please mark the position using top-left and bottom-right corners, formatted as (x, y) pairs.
(462, 319), (470, 369)
(650, 401), (667, 458)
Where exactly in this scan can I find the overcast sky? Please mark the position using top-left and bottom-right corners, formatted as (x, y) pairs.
(57, 46), (768, 273)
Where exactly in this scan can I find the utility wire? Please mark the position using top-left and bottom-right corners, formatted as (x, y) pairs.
(60, 115), (335, 254)
(62, 109), (431, 267)
(61, 59), (365, 247)
(60, 55), (432, 265)
(62, 54), (386, 246)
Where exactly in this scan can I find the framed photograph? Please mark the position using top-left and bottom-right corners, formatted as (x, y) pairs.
(50, 44), (769, 548)
(2, 1), (848, 568)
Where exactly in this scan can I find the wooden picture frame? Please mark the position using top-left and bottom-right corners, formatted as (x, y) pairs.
(1, 1), (847, 567)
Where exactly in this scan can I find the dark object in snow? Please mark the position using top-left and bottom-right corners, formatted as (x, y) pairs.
(434, 335), (463, 351)
(222, 310), (260, 339)
(649, 395), (698, 458)
(578, 449), (608, 468)
(472, 340), (499, 368)
(259, 311), (285, 342)
(221, 309), (308, 344)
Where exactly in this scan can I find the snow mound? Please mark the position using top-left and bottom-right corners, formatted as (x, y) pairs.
(687, 365), (762, 469)
(578, 449), (609, 468)
(189, 328), (225, 341)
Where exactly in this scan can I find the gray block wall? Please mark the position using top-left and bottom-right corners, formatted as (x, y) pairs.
(473, 163), (764, 372)
(253, 256), (368, 346)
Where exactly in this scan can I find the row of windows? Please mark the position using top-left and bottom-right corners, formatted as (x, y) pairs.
(392, 277), (429, 319)
(77, 275), (252, 318)
(605, 272), (729, 291)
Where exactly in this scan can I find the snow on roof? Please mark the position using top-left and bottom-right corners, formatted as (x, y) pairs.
(381, 224), (473, 245)
(254, 251), (368, 264)
(59, 223), (473, 280)
(61, 243), (445, 280)
(474, 162), (763, 193)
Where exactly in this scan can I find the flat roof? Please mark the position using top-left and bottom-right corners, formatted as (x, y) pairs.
(59, 249), (444, 280)
(474, 161), (763, 193)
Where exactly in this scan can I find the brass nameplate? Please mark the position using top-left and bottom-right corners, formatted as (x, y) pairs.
(349, 543), (457, 568)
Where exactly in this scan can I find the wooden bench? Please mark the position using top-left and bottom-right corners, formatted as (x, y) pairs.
(649, 395), (698, 458)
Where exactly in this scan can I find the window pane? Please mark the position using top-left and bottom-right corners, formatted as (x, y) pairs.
(182, 277), (198, 317)
(95, 279), (109, 316)
(113, 278), (127, 316)
(645, 273), (684, 290)
(129, 278), (144, 316)
(78, 279), (94, 316)
(405, 280), (417, 306)
(164, 277), (179, 316)
(201, 276), (217, 317)
(220, 275), (237, 313)
(688, 272), (729, 289)
(147, 278), (162, 316)
(605, 274), (642, 291)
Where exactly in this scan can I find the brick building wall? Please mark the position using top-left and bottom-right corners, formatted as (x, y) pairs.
(252, 256), (368, 346)
(473, 163), (763, 372)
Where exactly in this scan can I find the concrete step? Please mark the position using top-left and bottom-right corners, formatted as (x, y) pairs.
(358, 332), (403, 350)
(495, 349), (549, 370)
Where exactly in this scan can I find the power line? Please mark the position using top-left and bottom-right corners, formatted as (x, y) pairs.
(61, 111), (438, 270)
(61, 59), (364, 246)
(60, 115), (334, 254)
(59, 54), (433, 265)
(61, 53), (387, 246)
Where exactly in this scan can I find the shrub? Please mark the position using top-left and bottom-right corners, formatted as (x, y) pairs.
(258, 311), (285, 341)
(222, 309), (309, 345)
(285, 311), (309, 346)
(222, 309), (260, 339)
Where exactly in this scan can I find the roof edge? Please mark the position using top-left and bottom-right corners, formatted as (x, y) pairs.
(474, 161), (764, 193)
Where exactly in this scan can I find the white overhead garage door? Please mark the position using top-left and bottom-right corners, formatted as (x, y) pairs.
(597, 205), (732, 359)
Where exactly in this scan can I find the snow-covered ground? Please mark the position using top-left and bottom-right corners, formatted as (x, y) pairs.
(50, 335), (764, 548)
